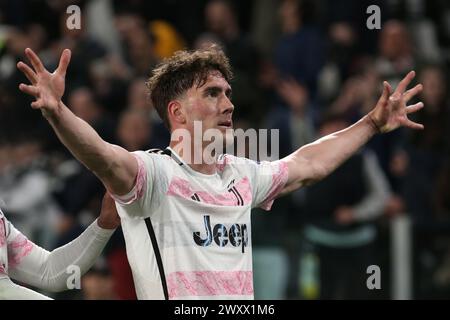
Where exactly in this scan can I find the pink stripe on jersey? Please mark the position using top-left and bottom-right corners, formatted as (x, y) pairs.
(7, 233), (34, 269)
(0, 264), (5, 275)
(167, 270), (253, 299)
(0, 218), (6, 247)
(167, 177), (252, 206)
(259, 161), (289, 211)
(231, 177), (252, 204)
(111, 154), (147, 205)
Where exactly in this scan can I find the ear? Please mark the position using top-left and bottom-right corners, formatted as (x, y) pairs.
(167, 100), (186, 126)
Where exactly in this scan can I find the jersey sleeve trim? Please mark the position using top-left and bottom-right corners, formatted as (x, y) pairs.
(110, 153), (147, 205)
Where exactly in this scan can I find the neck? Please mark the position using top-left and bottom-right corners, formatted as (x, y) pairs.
(169, 141), (218, 175)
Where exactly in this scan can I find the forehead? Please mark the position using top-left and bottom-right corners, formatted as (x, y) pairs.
(198, 70), (231, 91)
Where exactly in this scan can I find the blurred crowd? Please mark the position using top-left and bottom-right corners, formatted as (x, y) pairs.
(0, 0), (449, 299)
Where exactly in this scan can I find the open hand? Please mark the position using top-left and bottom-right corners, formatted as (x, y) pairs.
(17, 48), (71, 117)
(369, 71), (424, 133)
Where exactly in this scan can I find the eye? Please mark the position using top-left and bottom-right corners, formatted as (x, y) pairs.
(207, 90), (219, 98)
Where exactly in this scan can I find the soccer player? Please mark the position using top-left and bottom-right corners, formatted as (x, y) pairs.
(0, 193), (119, 299)
(16, 46), (423, 299)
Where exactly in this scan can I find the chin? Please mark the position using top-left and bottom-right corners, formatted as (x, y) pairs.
(203, 126), (234, 155)
(222, 128), (235, 150)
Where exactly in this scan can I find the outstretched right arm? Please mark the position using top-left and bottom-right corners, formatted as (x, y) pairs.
(17, 48), (136, 196)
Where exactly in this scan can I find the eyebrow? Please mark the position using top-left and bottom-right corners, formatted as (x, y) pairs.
(203, 86), (233, 98)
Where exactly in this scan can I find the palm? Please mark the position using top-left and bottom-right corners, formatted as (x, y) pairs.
(17, 48), (71, 112)
(370, 71), (424, 133)
(37, 71), (65, 109)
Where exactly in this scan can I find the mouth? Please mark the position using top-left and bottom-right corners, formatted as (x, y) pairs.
(217, 120), (233, 129)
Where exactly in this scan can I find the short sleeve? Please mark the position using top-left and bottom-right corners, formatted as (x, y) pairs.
(110, 152), (149, 205)
(111, 151), (169, 219)
(248, 159), (289, 211)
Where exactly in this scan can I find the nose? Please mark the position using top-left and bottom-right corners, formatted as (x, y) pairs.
(222, 95), (234, 115)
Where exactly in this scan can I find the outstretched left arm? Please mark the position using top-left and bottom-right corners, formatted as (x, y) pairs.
(279, 71), (424, 196)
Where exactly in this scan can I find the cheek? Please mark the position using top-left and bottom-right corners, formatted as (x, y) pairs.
(190, 103), (216, 121)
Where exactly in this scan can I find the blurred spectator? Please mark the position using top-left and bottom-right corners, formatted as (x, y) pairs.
(112, 0), (206, 46)
(127, 78), (170, 149)
(274, 0), (324, 100)
(82, 270), (116, 300)
(401, 65), (450, 223)
(67, 87), (116, 143)
(116, 109), (152, 152)
(48, 7), (108, 91)
(329, 59), (381, 120)
(410, 65), (450, 154)
(436, 157), (450, 221)
(376, 20), (415, 87)
(85, 0), (122, 56)
(300, 114), (390, 299)
(79, 256), (117, 300)
(202, 0), (263, 126)
(149, 20), (186, 60)
(0, 139), (60, 248)
(318, 21), (359, 102)
(87, 56), (130, 115)
(115, 13), (158, 76)
(250, 0), (280, 58)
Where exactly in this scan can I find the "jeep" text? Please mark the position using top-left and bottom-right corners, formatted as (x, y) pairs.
(193, 215), (248, 253)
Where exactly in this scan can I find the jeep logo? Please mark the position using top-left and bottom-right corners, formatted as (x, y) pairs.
(193, 215), (248, 253)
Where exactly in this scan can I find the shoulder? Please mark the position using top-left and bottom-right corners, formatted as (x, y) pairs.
(132, 149), (173, 164)
(132, 149), (182, 181)
(145, 148), (171, 156)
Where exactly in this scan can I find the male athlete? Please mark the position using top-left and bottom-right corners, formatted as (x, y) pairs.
(16, 46), (423, 299)
(0, 193), (119, 299)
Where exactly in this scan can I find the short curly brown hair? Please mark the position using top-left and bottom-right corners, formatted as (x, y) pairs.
(146, 45), (233, 130)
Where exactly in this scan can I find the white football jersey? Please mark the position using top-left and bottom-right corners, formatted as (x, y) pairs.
(113, 148), (288, 300)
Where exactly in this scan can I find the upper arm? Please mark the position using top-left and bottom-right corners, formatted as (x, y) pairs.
(278, 150), (324, 197)
(95, 144), (138, 196)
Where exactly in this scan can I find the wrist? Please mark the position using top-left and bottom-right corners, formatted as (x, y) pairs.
(41, 101), (65, 121)
(92, 219), (116, 238)
(366, 113), (382, 135)
(96, 217), (118, 230)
